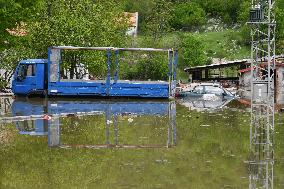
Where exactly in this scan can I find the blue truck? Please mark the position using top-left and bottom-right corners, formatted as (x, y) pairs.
(12, 46), (178, 98)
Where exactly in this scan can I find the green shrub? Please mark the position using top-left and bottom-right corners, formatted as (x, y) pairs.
(119, 54), (168, 81)
(171, 2), (206, 31)
(181, 34), (207, 67)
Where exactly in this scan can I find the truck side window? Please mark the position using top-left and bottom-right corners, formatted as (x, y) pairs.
(18, 64), (35, 77)
(18, 64), (27, 77)
(26, 64), (35, 76)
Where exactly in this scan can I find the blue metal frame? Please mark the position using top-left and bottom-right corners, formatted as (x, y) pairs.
(113, 50), (120, 84)
(106, 49), (112, 96)
(171, 50), (178, 97)
(168, 50), (173, 97)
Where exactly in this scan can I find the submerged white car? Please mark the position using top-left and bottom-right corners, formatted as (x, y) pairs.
(176, 83), (235, 99)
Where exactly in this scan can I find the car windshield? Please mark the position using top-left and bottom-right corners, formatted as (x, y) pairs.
(193, 86), (204, 94)
(204, 86), (224, 95)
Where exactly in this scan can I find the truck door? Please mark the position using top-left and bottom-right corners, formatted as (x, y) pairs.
(35, 64), (45, 90)
(12, 64), (37, 95)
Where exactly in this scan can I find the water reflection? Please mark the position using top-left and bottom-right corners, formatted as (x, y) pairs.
(178, 96), (233, 111)
(0, 97), (13, 117)
(8, 98), (176, 148)
(248, 116), (274, 188)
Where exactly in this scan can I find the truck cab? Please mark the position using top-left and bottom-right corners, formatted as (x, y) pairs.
(12, 59), (47, 96)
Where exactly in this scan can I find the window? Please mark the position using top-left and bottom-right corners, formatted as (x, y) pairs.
(193, 86), (204, 94)
(204, 86), (224, 95)
(17, 120), (35, 132)
(26, 65), (35, 76)
(18, 64), (36, 77)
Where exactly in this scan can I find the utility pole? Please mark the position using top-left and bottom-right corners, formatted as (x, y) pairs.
(248, 0), (276, 188)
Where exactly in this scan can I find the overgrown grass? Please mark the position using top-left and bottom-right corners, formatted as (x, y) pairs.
(193, 30), (250, 61)
(132, 29), (250, 61)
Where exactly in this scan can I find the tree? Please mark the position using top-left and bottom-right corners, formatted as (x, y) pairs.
(0, 0), (43, 89)
(171, 2), (206, 31)
(0, 0), (43, 50)
(0, 47), (36, 90)
(181, 34), (207, 67)
(276, 1), (284, 54)
(27, 0), (129, 78)
(141, 0), (173, 42)
(192, 0), (246, 24)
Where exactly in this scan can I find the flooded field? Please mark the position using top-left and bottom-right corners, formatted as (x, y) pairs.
(0, 97), (283, 188)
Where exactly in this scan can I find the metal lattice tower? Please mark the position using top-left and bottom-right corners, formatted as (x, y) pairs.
(248, 0), (276, 188)
(248, 121), (274, 189)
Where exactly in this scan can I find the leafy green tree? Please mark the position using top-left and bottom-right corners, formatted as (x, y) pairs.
(192, 0), (246, 24)
(171, 2), (206, 31)
(27, 0), (129, 78)
(0, 0), (43, 89)
(123, 0), (173, 80)
(0, 0), (42, 50)
(276, 1), (284, 54)
(140, 0), (173, 42)
(136, 55), (168, 80)
(181, 34), (207, 67)
(0, 47), (36, 89)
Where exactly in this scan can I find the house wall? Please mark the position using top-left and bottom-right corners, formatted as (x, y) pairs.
(238, 67), (284, 105)
(276, 67), (284, 104)
(125, 12), (138, 37)
(239, 71), (251, 88)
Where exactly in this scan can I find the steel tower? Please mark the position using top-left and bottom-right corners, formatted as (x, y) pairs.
(248, 0), (276, 188)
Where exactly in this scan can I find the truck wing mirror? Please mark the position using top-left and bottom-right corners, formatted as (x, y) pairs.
(16, 75), (25, 81)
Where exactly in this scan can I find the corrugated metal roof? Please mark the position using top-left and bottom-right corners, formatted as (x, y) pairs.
(184, 59), (249, 72)
(184, 55), (284, 72)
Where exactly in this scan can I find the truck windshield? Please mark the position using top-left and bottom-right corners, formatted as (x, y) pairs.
(17, 64), (35, 78)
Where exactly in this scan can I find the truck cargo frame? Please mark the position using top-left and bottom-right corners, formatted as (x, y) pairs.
(48, 46), (178, 98)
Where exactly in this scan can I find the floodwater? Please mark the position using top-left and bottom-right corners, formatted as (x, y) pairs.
(0, 96), (283, 189)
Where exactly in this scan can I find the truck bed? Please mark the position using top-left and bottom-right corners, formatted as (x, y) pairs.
(49, 79), (171, 98)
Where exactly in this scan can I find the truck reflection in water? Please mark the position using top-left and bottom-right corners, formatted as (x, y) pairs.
(11, 98), (176, 148)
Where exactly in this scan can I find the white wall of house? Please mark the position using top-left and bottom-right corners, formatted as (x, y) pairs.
(276, 67), (284, 104)
(125, 12), (138, 37)
(239, 67), (284, 105)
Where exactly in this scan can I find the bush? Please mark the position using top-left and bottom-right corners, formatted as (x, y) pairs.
(120, 54), (168, 81)
(171, 2), (206, 31)
(192, 0), (245, 24)
(136, 56), (168, 80)
(181, 34), (207, 67)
